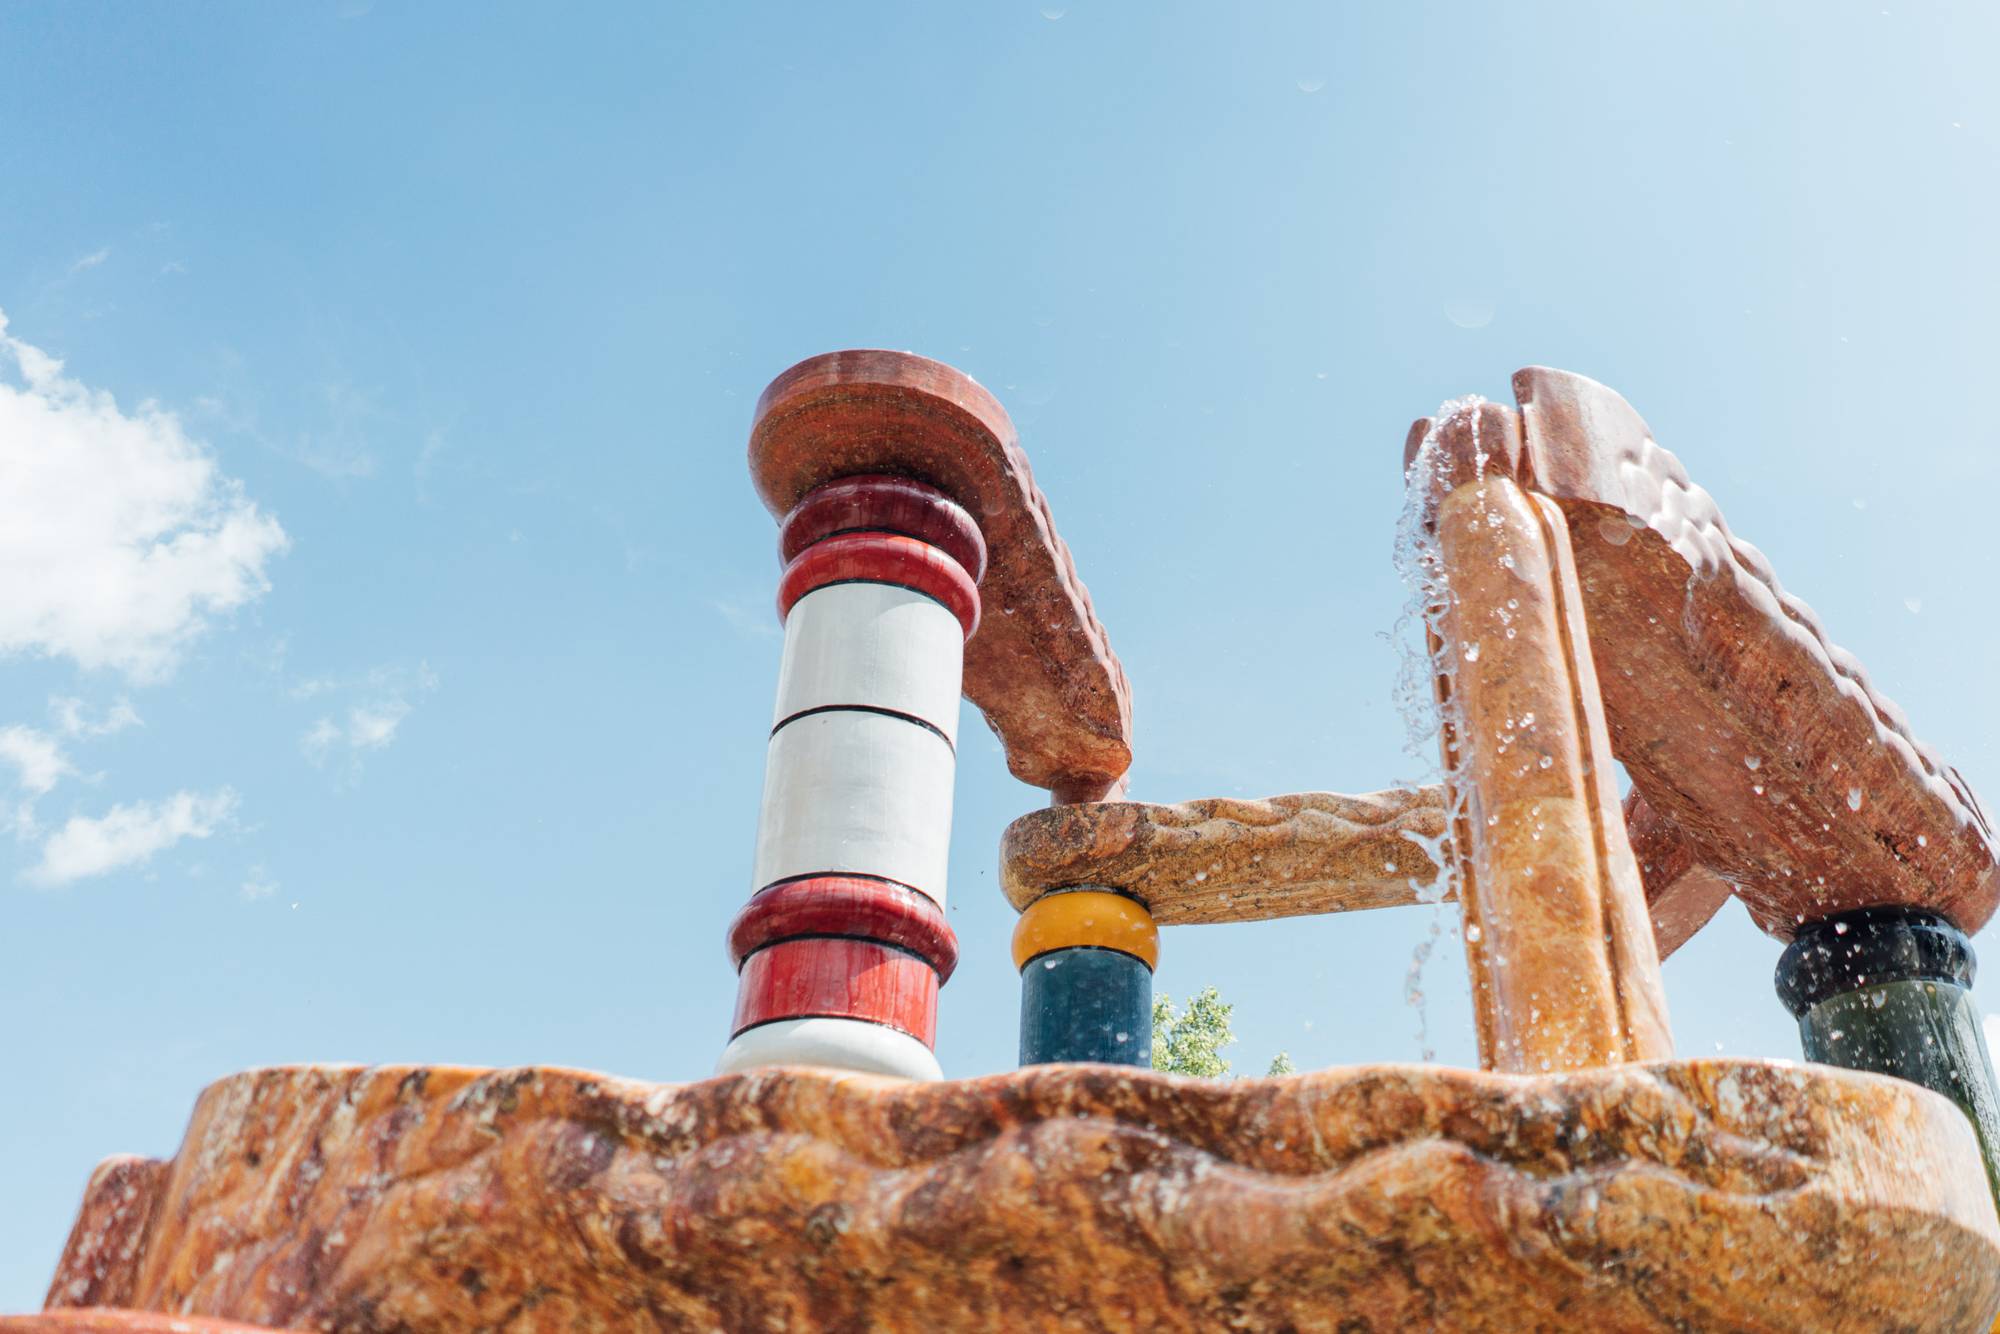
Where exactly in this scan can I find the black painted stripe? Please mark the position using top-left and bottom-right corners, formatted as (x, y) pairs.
(732, 1011), (920, 1039)
(771, 702), (954, 753)
(794, 576), (958, 617)
(754, 868), (944, 903)
(1018, 941), (1157, 971)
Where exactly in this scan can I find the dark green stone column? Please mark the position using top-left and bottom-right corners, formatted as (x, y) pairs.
(1776, 906), (2000, 1199)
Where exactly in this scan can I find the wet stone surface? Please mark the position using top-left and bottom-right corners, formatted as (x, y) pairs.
(33, 1060), (2000, 1333)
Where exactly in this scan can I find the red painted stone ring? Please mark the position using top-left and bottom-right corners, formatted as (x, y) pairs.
(779, 474), (988, 585)
(729, 876), (960, 981)
(731, 939), (941, 1043)
(777, 532), (980, 639)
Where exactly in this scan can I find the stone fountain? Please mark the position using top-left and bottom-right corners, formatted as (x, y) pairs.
(8, 354), (1999, 1333)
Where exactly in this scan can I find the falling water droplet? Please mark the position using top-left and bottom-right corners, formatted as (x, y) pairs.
(1847, 786), (1864, 811)
(1744, 755), (1762, 771)
(1444, 298), (1495, 329)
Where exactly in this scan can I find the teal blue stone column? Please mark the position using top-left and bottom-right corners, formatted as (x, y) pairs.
(1019, 946), (1152, 1067)
(1012, 888), (1157, 1067)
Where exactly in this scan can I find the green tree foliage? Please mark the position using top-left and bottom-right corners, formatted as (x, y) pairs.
(1152, 987), (1298, 1078)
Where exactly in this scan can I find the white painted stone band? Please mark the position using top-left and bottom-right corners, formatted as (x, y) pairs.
(714, 1015), (943, 1081)
(771, 582), (964, 745)
(751, 709), (956, 905)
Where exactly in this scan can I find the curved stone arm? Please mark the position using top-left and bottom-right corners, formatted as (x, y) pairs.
(751, 351), (1131, 799)
(1402, 369), (1998, 940)
(1001, 784), (1728, 959)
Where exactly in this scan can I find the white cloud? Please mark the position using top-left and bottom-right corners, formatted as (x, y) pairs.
(0, 309), (289, 680)
(0, 726), (74, 798)
(347, 701), (409, 749)
(70, 248), (110, 274)
(25, 787), (238, 889)
(298, 661), (435, 778)
(241, 865), (277, 900)
(49, 695), (140, 739)
(303, 700), (411, 764)
(0, 696), (145, 839)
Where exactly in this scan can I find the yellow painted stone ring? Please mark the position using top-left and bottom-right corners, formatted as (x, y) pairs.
(1011, 889), (1158, 971)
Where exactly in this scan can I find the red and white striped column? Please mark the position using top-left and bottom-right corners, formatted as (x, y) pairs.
(717, 475), (985, 1080)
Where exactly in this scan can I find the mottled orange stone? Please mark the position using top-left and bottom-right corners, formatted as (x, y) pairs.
(997, 785), (1727, 959)
(751, 350), (1130, 798)
(32, 1061), (2000, 1333)
(1407, 369), (1998, 940)
(1418, 404), (1674, 1073)
(1622, 785), (1734, 956)
(0, 1316), (275, 1333)
(1001, 786), (1447, 922)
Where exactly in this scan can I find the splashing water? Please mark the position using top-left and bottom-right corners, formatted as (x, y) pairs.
(1391, 396), (1490, 771)
(1388, 399), (1496, 1057)
(1402, 913), (1441, 1063)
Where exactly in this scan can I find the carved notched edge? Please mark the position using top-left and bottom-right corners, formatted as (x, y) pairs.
(1513, 366), (1997, 934)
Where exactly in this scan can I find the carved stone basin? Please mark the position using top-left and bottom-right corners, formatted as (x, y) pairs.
(17, 1060), (2000, 1333)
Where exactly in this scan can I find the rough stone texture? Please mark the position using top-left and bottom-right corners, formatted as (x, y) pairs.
(1001, 785), (1725, 958)
(0, 1315), (275, 1333)
(1623, 786), (1735, 956)
(38, 1061), (2000, 1333)
(1423, 439), (1673, 1072)
(1002, 787), (1447, 923)
(1408, 368), (1997, 940)
(751, 350), (1131, 798)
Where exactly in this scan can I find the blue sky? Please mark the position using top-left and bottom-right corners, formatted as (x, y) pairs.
(3, 0), (1999, 1308)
